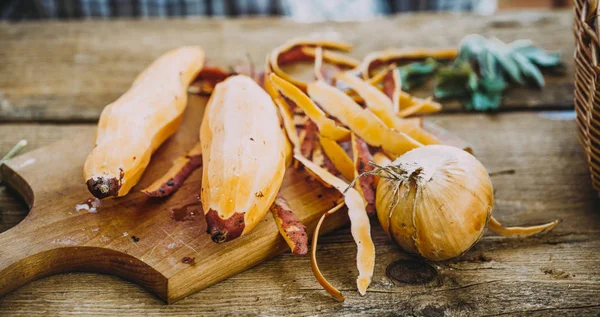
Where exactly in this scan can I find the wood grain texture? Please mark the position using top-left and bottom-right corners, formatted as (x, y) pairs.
(1, 111), (598, 316)
(0, 10), (574, 122)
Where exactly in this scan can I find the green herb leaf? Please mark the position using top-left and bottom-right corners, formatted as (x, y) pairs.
(470, 91), (502, 111)
(479, 76), (506, 93)
(434, 62), (471, 99)
(488, 39), (525, 85)
(398, 58), (438, 90)
(513, 45), (561, 67)
(458, 34), (487, 62)
(511, 51), (545, 87)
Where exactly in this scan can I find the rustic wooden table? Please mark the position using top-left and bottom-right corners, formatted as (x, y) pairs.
(1, 9), (599, 316)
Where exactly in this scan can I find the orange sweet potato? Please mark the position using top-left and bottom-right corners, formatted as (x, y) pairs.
(84, 46), (205, 199)
(201, 75), (287, 243)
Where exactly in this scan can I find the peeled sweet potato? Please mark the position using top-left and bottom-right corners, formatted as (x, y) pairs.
(201, 75), (287, 243)
(84, 46), (205, 198)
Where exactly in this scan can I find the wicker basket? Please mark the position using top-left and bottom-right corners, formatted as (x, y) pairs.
(574, 0), (600, 193)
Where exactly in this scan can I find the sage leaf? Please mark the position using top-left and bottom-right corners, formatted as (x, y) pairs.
(488, 39), (525, 85)
(470, 91), (502, 111)
(398, 57), (437, 90)
(514, 46), (561, 67)
(511, 51), (545, 87)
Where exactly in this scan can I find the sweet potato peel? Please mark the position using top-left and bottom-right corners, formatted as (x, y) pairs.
(377, 67), (443, 116)
(301, 46), (360, 69)
(307, 80), (422, 158)
(271, 196), (309, 255)
(311, 201), (346, 301)
(382, 68), (399, 113)
(356, 48), (458, 80)
(313, 46), (326, 82)
(300, 119), (319, 159)
(188, 66), (231, 95)
(269, 38), (352, 90)
(319, 135), (354, 182)
(335, 71), (441, 146)
(351, 134), (376, 216)
(142, 142), (203, 197)
(269, 73), (350, 141)
(295, 154), (375, 298)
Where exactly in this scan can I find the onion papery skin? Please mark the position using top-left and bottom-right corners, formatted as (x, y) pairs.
(376, 145), (494, 261)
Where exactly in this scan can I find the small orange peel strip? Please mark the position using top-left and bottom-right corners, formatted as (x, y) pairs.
(356, 48), (458, 80)
(372, 151), (392, 166)
(368, 63), (397, 86)
(269, 38), (352, 90)
(296, 153), (375, 298)
(141, 142), (202, 197)
(269, 73), (350, 141)
(299, 119), (319, 159)
(335, 71), (441, 146)
(351, 133), (376, 217)
(301, 46), (360, 69)
(307, 80), (421, 157)
(488, 216), (559, 237)
(392, 68), (403, 113)
(271, 196), (308, 255)
(314, 47), (326, 83)
(318, 135), (354, 181)
(311, 201), (346, 301)
(396, 97), (442, 117)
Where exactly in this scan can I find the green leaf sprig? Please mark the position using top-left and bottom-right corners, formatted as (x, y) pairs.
(399, 34), (562, 111)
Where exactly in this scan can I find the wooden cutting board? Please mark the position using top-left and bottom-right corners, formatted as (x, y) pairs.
(0, 94), (348, 304)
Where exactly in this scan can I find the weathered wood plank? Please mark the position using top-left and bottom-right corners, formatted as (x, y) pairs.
(1, 111), (598, 315)
(0, 10), (574, 122)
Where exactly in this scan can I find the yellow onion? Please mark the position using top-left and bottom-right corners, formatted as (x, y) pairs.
(374, 145), (557, 261)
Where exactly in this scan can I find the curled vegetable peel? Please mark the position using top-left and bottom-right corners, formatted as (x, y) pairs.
(271, 196), (308, 255)
(142, 142), (202, 197)
(351, 134), (376, 216)
(296, 154), (375, 298)
(269, 38), (352, 90)
(302, 46), (360, 69)
(311, 202), (346, 301)
(335, 71), (441, 145)
(269, 73), (350, 141)
(356, 48), (458, 80)
(307, 80), (422, 157)
(319, 135), (354, 181)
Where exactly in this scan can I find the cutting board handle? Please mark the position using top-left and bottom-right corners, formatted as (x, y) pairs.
(0, 163), (169, 301)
